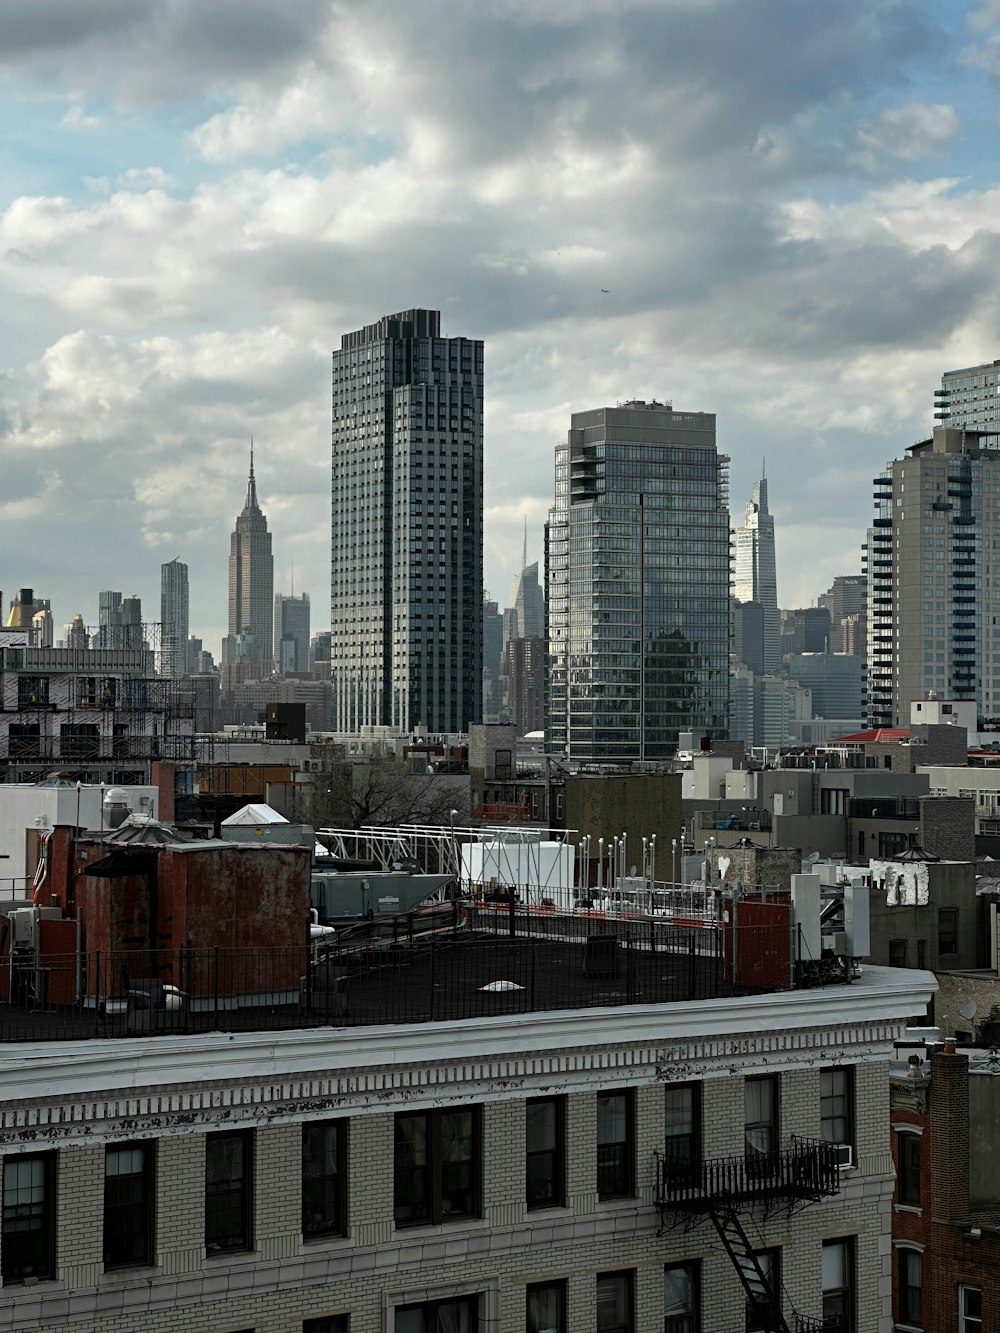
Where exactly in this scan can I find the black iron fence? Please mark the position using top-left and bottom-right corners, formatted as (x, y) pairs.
(657, 1139), (840, 1211)
(0, 908), (802, 1044)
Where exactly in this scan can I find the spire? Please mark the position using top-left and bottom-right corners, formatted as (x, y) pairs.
(245, 436), (259, 512)
(522, 515), (528, 572)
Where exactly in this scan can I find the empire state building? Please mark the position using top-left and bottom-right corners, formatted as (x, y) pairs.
(224, 445), (273, 677)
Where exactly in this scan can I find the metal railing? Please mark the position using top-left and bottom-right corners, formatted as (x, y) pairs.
(657, 1139), (840, 1211)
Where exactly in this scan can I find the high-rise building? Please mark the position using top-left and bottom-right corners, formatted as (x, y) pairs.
(867, 425), (1000, 726)
(934, 358), (1000, 435)
(505, 523), (545, 645)
(546, 400), (730, 761)
(819, 574), (868, 656)
(225, 446), (273, 678)
(160, 559), (189, 679)
(330, 308), (483, 734)
(482, 596), (503, 720)
(94, 591), (144, 651)
(274, 592), (310, 673)
(734, 474), (779, 674)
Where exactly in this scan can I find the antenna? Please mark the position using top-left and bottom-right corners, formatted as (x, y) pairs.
(523, 515), (527, 572)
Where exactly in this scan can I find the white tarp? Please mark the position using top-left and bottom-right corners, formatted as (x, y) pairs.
(221, 803), (288, 826)
(462, 835), (575, 911)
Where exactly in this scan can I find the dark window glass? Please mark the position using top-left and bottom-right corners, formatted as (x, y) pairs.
(394, 1108), (479, 1227)
(822, 1238), (853, 1333)
(597, 1091), (634, 1199)
(938, 908), (958, 955)
(959, 1284), (983, 1333)
(916, 940), (927, 969)
(302, 1122), (346, 1238)
(205, 1131), (253, 1254)
(527, 1279), (566, 1332)
(526, 1097), (564, 1210)
(1, 1153), (55, 1282)
(898, 1248), (922, 1327)
(104, 1142), (154, 1268)
(597, 1270), (634, 1333)
(303, 1318), (349, 1333)
(396, 1294), (478, 1332)
(746, 1249), (780, 1332)
(664, 1085), (701, 1176)
(745, 1076), (778, 1159)
(820, 1068), (853, 1148)
(664, 1261), (699, 1333)
(888, 939), (908, 967)
(897, 1133), (921, 1207)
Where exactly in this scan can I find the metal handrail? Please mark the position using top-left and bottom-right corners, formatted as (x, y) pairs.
(657, 1138), (840, 1209)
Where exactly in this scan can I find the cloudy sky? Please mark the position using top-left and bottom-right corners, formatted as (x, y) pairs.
(1, 0), (998, 653)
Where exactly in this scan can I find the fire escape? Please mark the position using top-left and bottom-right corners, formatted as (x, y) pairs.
(657, 1139), (840, 1333)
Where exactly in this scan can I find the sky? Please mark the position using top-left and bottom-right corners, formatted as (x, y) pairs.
(2, 0), (1000, 653)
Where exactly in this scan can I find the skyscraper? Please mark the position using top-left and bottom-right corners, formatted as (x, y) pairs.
(505, 522), (545, 643)
(225, 446), (273, 678)
(330, 308), (483, 733)
(160, 559), (189, 679)
(274, 592), (310, 673)
(934, 358), (1000, 435)
(734, 474), (779, 674)
(546, 400), (730, 761)
(867, 425), (1000, 726)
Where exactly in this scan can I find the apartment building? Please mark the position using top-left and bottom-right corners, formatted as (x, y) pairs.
(0, 929), (931, 1332)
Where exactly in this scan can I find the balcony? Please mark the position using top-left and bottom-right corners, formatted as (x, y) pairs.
(657, 1139), (840, 1213)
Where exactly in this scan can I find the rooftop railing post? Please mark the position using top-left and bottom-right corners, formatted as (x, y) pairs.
(213, 946), (219, 1028)
(94, 950), (101, 1037)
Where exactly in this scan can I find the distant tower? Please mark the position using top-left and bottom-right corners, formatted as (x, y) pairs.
(734, 471), (780, 674)
(225, 442), (274, 677)
(274, 592), (310, 673)
(161, 559), (189, 679)
(505, 518), (545, 643)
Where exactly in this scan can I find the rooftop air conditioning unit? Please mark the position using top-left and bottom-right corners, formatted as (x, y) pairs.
(834, 1143), (854, 1170)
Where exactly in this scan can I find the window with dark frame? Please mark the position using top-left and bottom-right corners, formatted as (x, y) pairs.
(597, 1091), (635, 1199)
(302, 1121), (346, 1238)
(394, 1107), (479, 1227)
(664, 1085), (701, 1181)
(1, 1152), (55, 1283)
(205, 1130), (253, 1254)
(959, 1283), (983, 1333)
(897, 1247), (922, 1327)
(664, 1261), (699, 1333)
(745, 1076), (778, 1160)
(896, 1132), (921, 1207)
(746, 1249), (781, 1332)
(526, 1279), (566, 1333)
(596, 1269), (634, 1333)
(395, 1294), (478, 1332)
(888, 939), (908, 967)
(526, 1097), (564, 1210)
(103, 1142), (154, 1269)
(822, 1238), (853, 1333)
(938, 907), (959, 955)
(303, 1316), (349, 1333)
(820, 1068), (853, 1151)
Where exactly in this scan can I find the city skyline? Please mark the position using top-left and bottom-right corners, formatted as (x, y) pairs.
(3, 5), (1000, 647)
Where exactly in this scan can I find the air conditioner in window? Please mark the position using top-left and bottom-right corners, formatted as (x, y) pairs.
(835, 1143), (854, 1169)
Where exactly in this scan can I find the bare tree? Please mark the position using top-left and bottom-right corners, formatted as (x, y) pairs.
(305, 754), (470, 831)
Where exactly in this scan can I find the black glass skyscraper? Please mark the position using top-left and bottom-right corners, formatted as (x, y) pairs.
(331, 309), (483, 733)
(546, 400), (730, 761)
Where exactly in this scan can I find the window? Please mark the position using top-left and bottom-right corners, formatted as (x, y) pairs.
(303, 1318), (349, 1333)
(205, 1131), (253, 1253)
(2, 1153), (55, 1283)
(664, 1262), (699, 1333)
(888, 939), (908, 967)
(302, 1121), (346, 1238)
(526, 1097), (564, 1209)
(820, 1068), (853, 1155)
(664, 1085), (700, 1180)
(526, 1279), (566, 1333)
(597, 1270), (634, 1333)
(396, 1295), (478, 1332)
(746, 1249), (780, 1332)
(394, 1108), (480, 1226)
(745, 1076), (778, 1159)
(897, 1247), (922, 1327)
(896, 1132), (921, 1207)
(822, 1239), (853, 1332)
(959, 1284), (983, 1332)
(597, 1091), (634, 1199)
(938, 907), (958, 955)
(104, 1142), (154, 1268)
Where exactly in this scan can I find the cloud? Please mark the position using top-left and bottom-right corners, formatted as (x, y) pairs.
(858, 101), (960, 159)
(60, 103), (101, 131)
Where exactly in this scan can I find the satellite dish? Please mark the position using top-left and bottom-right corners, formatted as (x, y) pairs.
(718, 855), (731, 881)
(959, 1002), (978, 1022)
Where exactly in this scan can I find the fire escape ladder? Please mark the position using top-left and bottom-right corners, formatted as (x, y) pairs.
(709, 1206), (792, 1333)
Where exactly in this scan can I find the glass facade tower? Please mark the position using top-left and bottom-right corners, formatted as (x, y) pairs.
(331, 309), (483, 734)
(546, 401), (730, 761)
